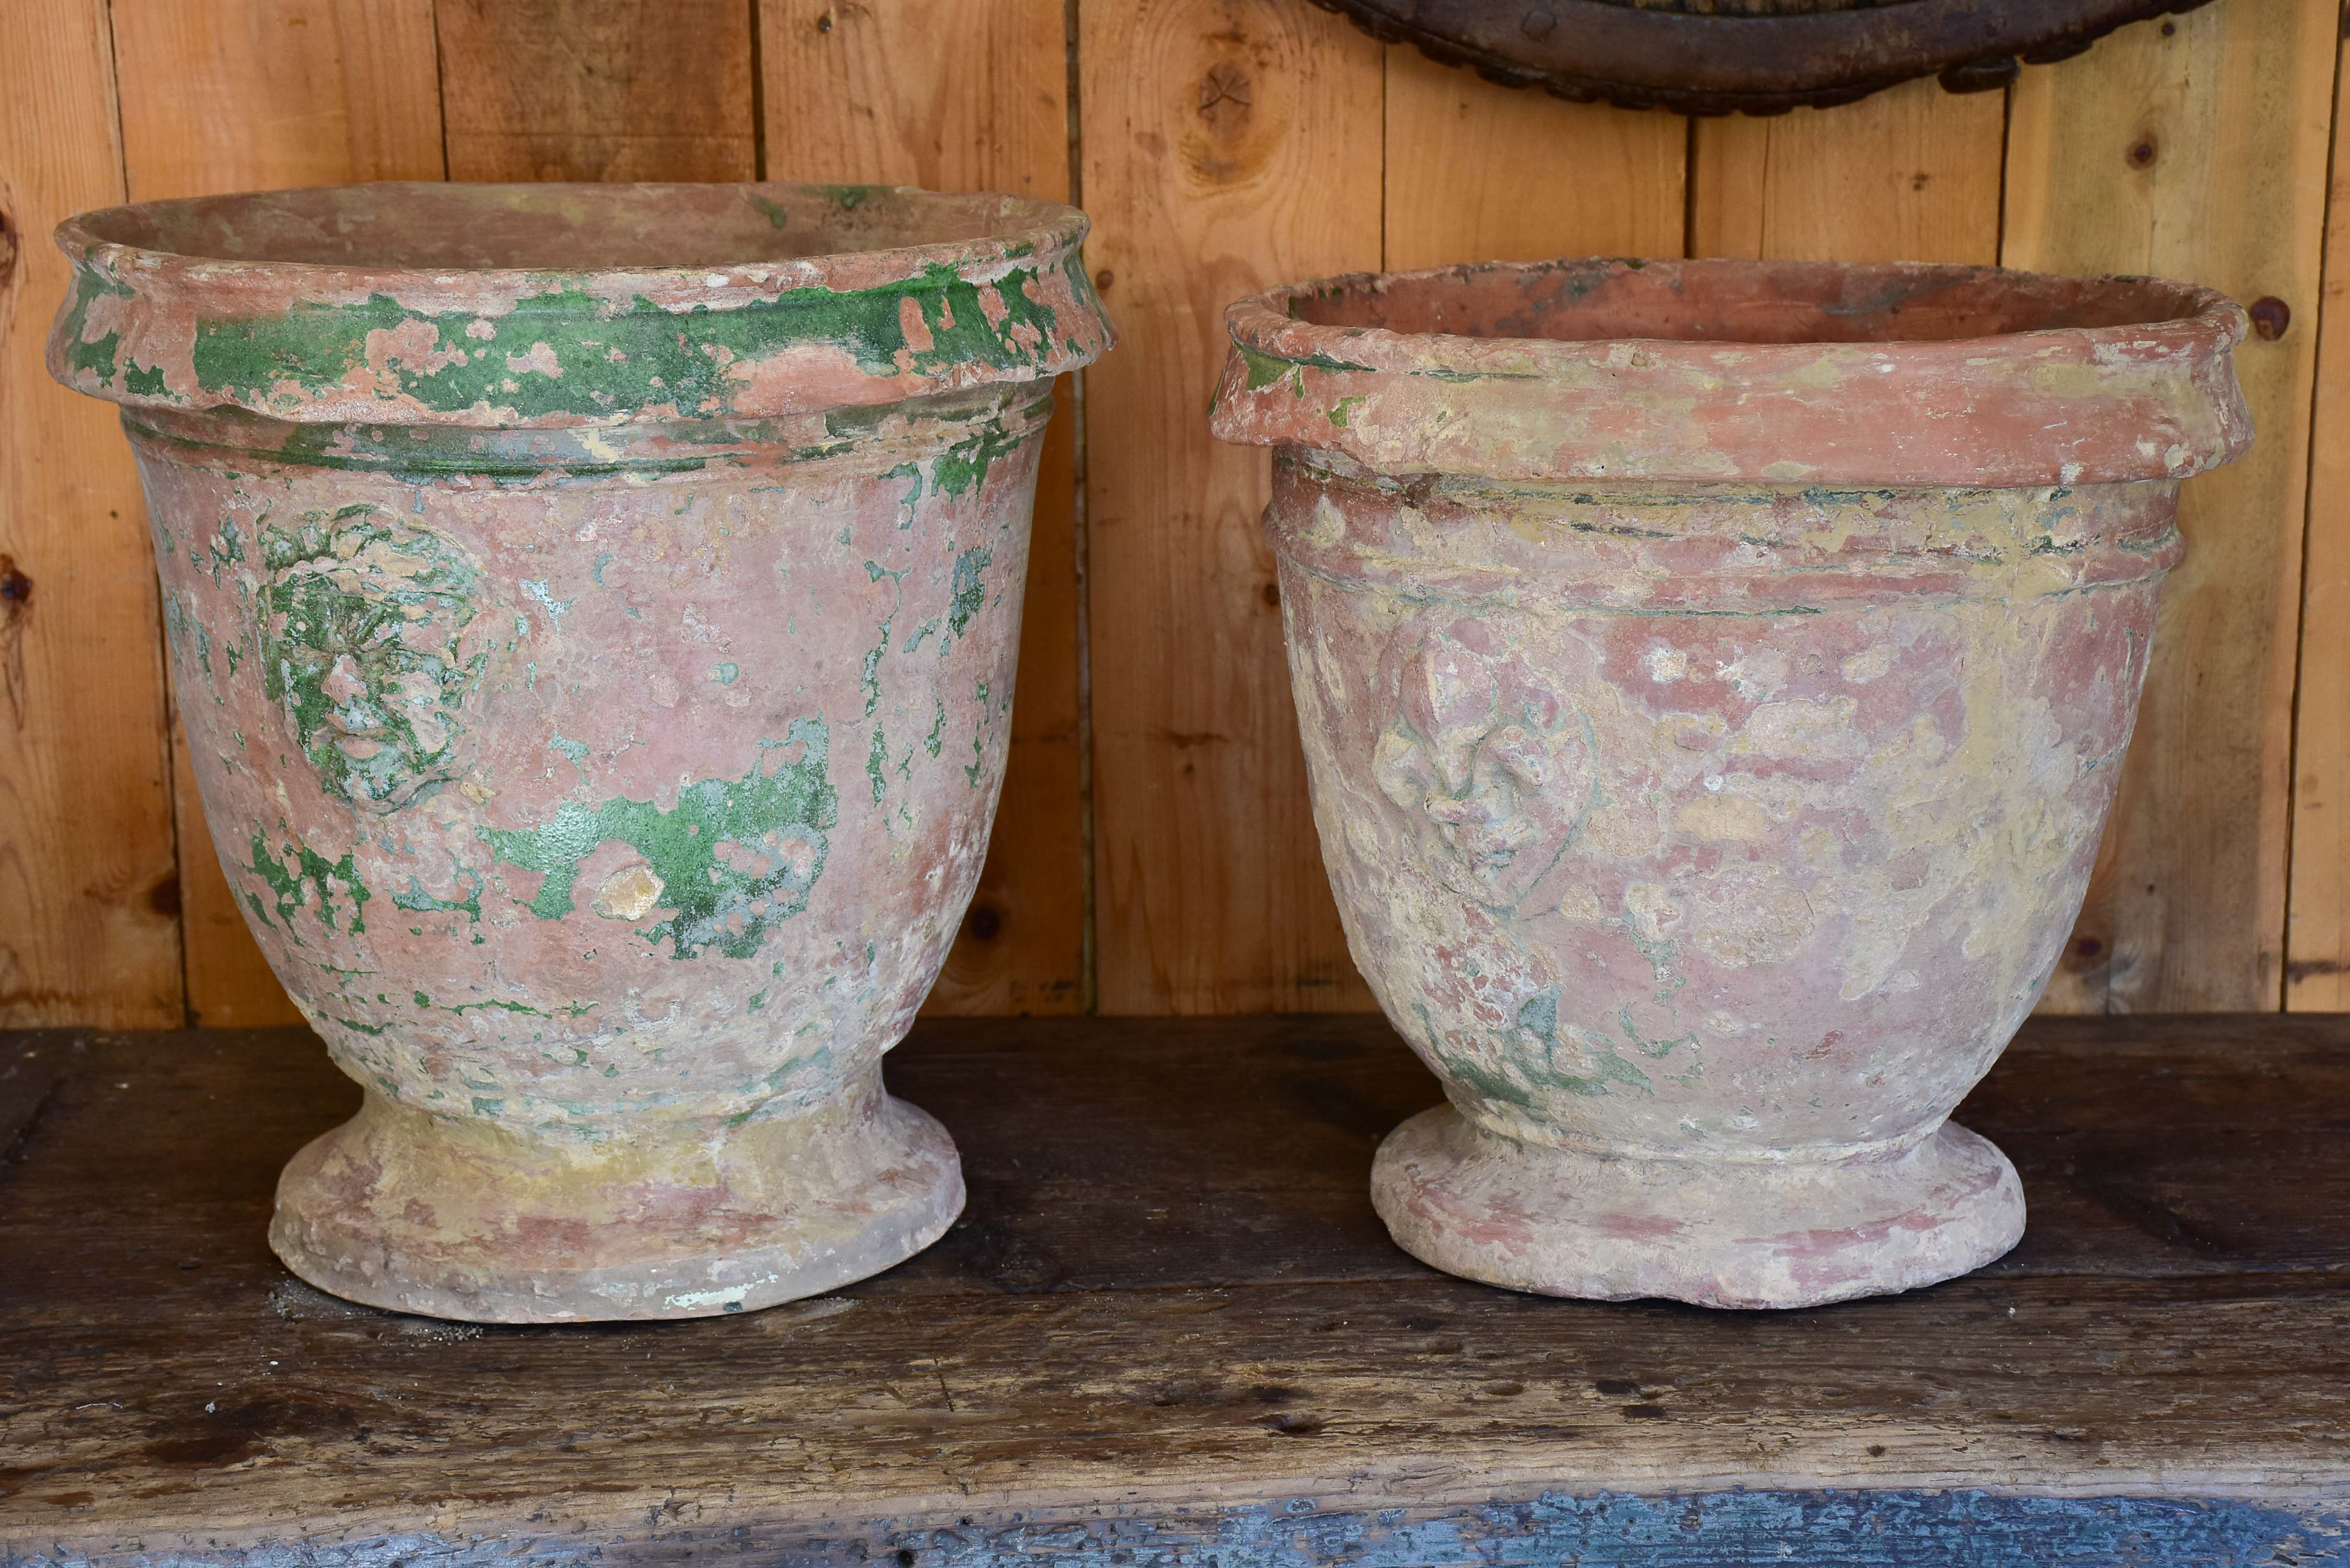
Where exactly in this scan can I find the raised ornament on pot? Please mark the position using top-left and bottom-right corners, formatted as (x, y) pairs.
(49, 181), (1110, 1323)
(1210, 258), (2247, 1309)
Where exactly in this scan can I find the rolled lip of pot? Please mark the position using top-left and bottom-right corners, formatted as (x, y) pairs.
(1209, 257), (2251, 489)
(49, 180), (1113, 428)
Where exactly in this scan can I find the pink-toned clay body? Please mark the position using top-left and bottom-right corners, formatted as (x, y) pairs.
(51, 182), (1110, 1321)
(1213, 258), (2247, 1308)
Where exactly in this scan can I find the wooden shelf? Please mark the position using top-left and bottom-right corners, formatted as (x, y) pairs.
(3, 1014), (2347, 1565)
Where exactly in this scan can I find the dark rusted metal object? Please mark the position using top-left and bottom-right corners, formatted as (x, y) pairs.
(1314, 0), (2215, 116)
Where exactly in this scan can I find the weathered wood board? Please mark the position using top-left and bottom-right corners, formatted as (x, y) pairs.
(2005, 0), (2336, 1013)
(1689, 75), (2004, 266)
(2288, 19), (2350, 1012)
(0, 0), (182, 1027)
(1383, 44), (1686, 270)
(1079, 0), (1384, 1012)
(435, 0), (756, 183)
(1, 1014), (2346, 1563)
(761, 0), (1085, 1014)
(106, 0), (446, 1028)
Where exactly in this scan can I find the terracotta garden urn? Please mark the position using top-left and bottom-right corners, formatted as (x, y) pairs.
(49, 181), (1110, 1322)
(1210, 258), (2248, 1308)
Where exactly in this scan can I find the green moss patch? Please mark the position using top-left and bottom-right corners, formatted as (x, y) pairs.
(481, 718), (837, 961)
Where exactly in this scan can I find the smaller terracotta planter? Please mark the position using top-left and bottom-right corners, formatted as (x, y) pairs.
(1211, 258), (2249, 1308)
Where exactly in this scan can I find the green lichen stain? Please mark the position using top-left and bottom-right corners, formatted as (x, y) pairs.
(391, 869), (485, 942)
(122, 363), (168, 396)
(187, 260), (1072, 419)
(746, 193), (790, 229)
(881, 461), (923, 526)
(1617, 1000), (1695, 1061)
(60, 269), (132, 382)
(548, 734), (592, 780)
(480, 717), (836, 961)
(860, 621), (891, 716)
(1238, 344), (1301, 394)
(521, 579), (572, 628)
(1405, 999), (1543, 1112)
(965, 679), (992, 788)
(160, 593), (193, 663)
(867, 723), (889, 804)
(924, 697), (947, 758)
(256, 505), (487, 810)
(1233, 342), (1377, 403)
(242, 831), (371, 946)
(205, 520), (247, 583)
(1502, 989), (1653, 1098)
(932, 424), (1026, 498)
(440, 997), (584, 1019)
(1432, 1049), (1542, 1113)
(947, 547), (993, 640)
(860, 559), (906, 716)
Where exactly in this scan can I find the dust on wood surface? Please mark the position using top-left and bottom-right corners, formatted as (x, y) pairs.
(1, 1013), (2346, 1564)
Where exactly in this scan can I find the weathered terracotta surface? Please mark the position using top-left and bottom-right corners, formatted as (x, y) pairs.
(1211, 258), (2249, 1309)
(49, 182), (1110, 1322)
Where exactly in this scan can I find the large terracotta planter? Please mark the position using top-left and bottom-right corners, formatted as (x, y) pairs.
(50, 182), (1110, 1322)
(1211, 258), (2248, 1308)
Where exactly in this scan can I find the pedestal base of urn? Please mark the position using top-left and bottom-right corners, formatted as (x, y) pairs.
(270, 1069), (962, 1323)
(1370, 1106), (2023, 1309)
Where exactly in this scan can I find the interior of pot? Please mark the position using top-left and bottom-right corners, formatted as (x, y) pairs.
(70, 181), (1046, 272)
(1286, 258), (2218, 346)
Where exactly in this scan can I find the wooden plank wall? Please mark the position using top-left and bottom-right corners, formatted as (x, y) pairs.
(0, 0), (179, 1027)
(0, 0), (2339, 1025)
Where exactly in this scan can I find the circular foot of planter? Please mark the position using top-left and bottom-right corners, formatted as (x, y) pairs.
(1370, 1105), (2022, 1309)
(270, 1069), (962, 1323)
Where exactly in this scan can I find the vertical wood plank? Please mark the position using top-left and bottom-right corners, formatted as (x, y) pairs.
(2284, 20), (2350, 1011)
(111, 0), (443, 197)
(1383, 47), (1686, 269)
(0, 0), (183, 1025)
(1689, 77), (2006, 264)
(759, 0), (1084, 1014)
(1082, 0), (1384, 1013)
(109, 0), (444, 1027)
(437, 0), (755, 182)
(761, 0), (1067, 197)
(2006, 0), (2333, 1013)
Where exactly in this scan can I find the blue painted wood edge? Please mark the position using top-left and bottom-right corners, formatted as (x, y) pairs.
(9, 1489), (2348, 1567)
